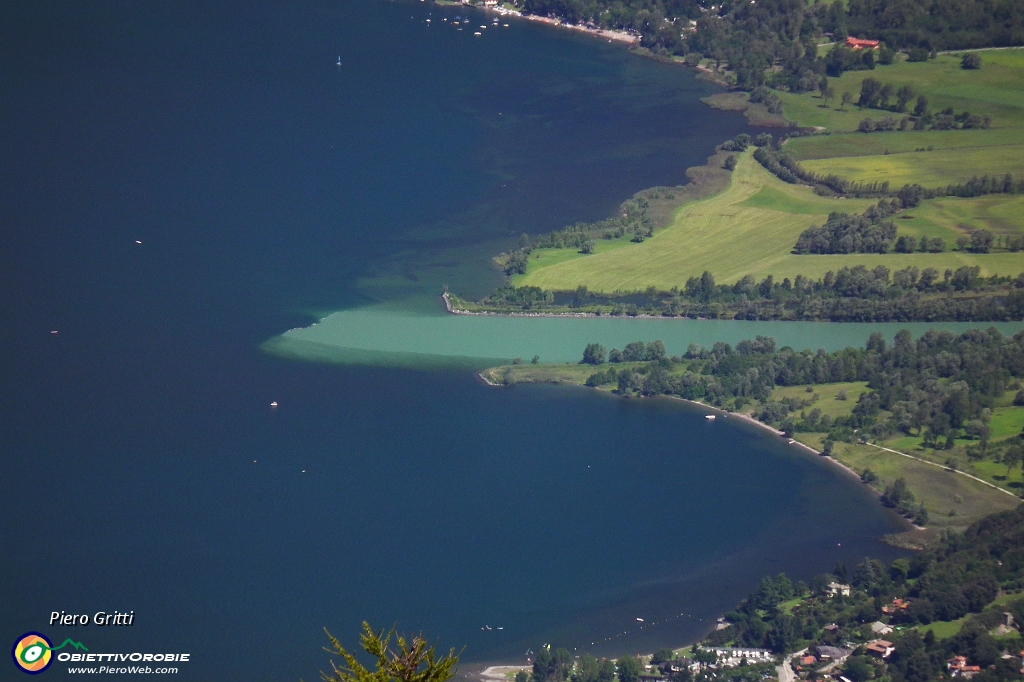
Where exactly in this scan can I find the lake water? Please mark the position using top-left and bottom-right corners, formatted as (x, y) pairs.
(0, 1), (953, 680)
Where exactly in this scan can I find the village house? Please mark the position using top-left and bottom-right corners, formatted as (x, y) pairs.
(870, 621), (893, 636)
(844, 37), (880, 50)
(826, 582), (851, 597)
(881, 598), (910, 615)
(865, 640), (895, 659)
(947, 656), (982, 677)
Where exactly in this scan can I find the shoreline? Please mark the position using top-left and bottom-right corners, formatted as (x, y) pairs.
(443, 292), (726, 320)
(478, 369), (926, 528)
(473, 5), (638, 44)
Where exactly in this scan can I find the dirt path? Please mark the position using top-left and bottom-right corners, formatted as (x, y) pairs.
(865, 443), (1018, 498)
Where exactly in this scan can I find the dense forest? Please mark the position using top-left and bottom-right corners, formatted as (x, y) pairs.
(513, 0), (1024, 88)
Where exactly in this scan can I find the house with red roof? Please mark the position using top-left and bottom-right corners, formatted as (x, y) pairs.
(845, 37), (880, 50)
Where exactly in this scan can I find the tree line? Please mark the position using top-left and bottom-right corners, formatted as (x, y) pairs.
(578, 328), (1024, 463)
(474, 266), (1024, 322)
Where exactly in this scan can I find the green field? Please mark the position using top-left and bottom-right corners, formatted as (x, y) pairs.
(776, 49), (1024, 134)
(800, 144), (1024, 188)
(801, 144), (1024, 188)
(515, 151), (1024, 292)
(771, 49), (1024, 190)
(895, 194), (1024, 242)
(769, 382), (868, 420)
(785, 128), (1022, 161)
(990, 406), (1024, 439)
(800, 435), (1021, 528)
(917, 618), (968, 640)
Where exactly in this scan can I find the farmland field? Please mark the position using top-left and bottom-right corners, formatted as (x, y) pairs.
(800, 144), (1024, 188)
(515, 151), (1024, 292)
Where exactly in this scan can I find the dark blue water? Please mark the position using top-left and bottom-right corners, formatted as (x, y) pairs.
(1, 1), (907, 680)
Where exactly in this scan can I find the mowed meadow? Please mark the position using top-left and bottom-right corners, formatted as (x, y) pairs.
(515, 151), (1023, 292)
(785, 48), (1024, 187)
(509, 49), (1024, 294)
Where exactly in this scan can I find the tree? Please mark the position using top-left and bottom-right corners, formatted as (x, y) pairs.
(1005, 445), (1024, 477)
(913, 95), (929, 117)
(859, 78), (882, 108)
(844, 655), (875, 682)
(616, 656), (642, 682)
(962, 52), (982, 69)
(645, 340), (667, 361)
(822, 85), (836, 107)
(723, 154), (737, 171)
(896, 85), (915, 112)
(651, 649), (675, 665)
(320, 623), (460, 682)
(622, 341), (647, 362)
(841, 91), (853, 111)
(878, 83), (893, 109)
(969, 229), (993, 253)
(691, 649), (717, 666)
(582, 343), (607, 365)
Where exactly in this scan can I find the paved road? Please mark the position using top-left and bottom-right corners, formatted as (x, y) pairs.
(777, 650), (804, 682)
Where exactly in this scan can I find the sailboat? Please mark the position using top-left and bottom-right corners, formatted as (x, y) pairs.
(336, 56), (342, 66)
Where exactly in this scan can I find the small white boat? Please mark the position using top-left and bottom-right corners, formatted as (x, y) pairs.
(705, 414), (715, 420)
(336, 56), (341, 66)
(270, 401), (278, 407)
(474, 31), (481, 35)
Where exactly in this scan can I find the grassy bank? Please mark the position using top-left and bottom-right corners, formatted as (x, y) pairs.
(514, 151), (1021, 293)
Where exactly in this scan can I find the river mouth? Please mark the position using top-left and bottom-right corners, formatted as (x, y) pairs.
(267, 303), (1024, 368)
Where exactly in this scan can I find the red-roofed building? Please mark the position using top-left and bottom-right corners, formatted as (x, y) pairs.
(845, 37), (880, 50)
(866, 640), (894, 659)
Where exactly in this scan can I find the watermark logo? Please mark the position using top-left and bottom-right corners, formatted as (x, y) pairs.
(12, 633), (88, 674)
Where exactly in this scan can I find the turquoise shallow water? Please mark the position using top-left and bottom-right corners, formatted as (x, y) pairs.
(270, 304), (1024, 366)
